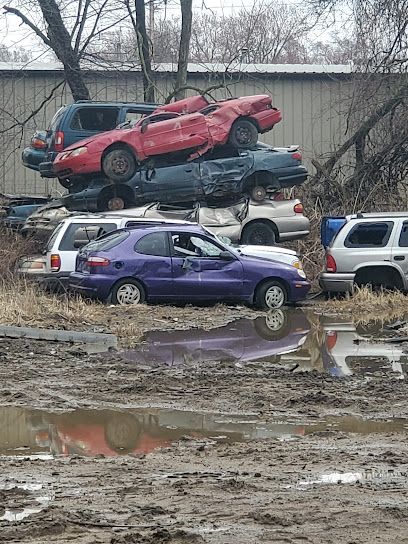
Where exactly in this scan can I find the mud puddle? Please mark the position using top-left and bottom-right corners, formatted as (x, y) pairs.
(0, 481), (53, 522)
(119, 309), (408, 379)
(1, 406), (407, 458)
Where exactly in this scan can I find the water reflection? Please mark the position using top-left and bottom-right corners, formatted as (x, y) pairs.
(0, 406), (407, 458)
(121, 310), (408, 379)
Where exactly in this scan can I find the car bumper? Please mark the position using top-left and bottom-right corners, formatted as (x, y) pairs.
(289, 280), (311, 302)
(319, 272), (355, 293)
(53, 152), (100, 179)
(275, 216), (310, 242)
(274, 166), (308, 188)
(69, 272), (113, 300)
(39, 161), (57, 178)
(22, 147), (46, 171)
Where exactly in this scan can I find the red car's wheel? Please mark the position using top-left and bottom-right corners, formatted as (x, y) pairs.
(229, 119), (258, 148)
(102, 147), (136, 183)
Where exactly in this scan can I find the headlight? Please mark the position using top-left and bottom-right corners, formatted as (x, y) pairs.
(292, 260), (303, 270)
(296, 269), (307, 279)
(70, 146), (88, 157)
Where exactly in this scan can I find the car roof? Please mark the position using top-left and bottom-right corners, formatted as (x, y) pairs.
(71, 101), (160, 108)
(347, 212), (408, 220)
(64, 213), (192, 224)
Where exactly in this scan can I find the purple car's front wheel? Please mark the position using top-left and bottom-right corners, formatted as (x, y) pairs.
(255, 280), (287, 309)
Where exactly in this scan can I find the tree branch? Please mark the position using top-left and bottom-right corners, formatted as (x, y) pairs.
(3, 6), (51, 47)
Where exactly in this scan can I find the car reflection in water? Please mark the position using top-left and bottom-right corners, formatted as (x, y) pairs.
(121, 309), (311, 367)
(321, 318), (408, 378)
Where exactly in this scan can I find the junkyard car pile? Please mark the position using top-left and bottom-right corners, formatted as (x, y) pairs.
(4, 93), (313, 308)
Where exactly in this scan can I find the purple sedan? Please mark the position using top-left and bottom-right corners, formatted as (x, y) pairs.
(69, 225), (310, 308)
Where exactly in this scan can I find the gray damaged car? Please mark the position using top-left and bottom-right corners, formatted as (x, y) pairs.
(21, 197), (309, 246)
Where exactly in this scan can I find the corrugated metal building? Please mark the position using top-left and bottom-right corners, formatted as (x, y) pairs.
(0, 62), (353, 195)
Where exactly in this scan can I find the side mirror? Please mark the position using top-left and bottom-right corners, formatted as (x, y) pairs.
(219, 250), (234, 261)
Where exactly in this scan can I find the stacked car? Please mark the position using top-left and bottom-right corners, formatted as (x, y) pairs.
(14, 94), (312, 308)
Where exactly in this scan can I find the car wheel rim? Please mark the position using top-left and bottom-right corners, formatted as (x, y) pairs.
(116, 284), (141, 305)
(108, 197), (125, 211)
(265, 286), (285, 308)
(235, 126), (252, 145)
(265, 309), (285, 330)
(252, 186), (266, 200)
(111, 155), (130, 176)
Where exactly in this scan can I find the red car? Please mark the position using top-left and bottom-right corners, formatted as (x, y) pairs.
(53, 94), (282, 183)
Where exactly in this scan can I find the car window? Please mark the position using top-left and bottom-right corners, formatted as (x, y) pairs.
(171, 233), (224, 257)
(134, 232), (169, 257)
(70, 107), (119, 131)
(46, 222), (64, 251)
(398, 221), (408, 247)
(48, 107), (66, 132)
(59, 222), (117, 251)
(344, 222), (393, 248)
(125, 111), (145, 124)
(85, 229), (130, 251)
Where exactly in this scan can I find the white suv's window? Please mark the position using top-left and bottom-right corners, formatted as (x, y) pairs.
(344, 222), (393, 248)
(59, 223), (117, 251)
(398, 222), (408, 247)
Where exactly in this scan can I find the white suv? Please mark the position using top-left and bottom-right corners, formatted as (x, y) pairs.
(320, 212), (408, 294)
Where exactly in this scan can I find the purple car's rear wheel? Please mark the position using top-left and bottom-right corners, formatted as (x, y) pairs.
(255, 280), (287, 309)
(111, 279), (146, 305)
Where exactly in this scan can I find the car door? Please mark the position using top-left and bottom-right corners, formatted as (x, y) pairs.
(140, 112), (209, 157)
(170, 231), (243, 299)
(133, 231), (173, 297)
(199, 148), (254, 197)
(391, 219), (408, 283)
(139, 160), (202, 203)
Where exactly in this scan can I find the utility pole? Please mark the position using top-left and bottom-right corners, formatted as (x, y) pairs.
(149, 0), (155, 36)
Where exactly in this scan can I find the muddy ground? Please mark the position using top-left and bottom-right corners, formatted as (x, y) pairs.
(1, 302), (408, 543)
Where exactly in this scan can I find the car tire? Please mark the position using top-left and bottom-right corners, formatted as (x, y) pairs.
(104, 413), (142, 454)
(255, 280), (288, 310)
(111, 279), (146, 305)
(253, 310), (290, 340)
(229, 119), (258, 148)
(241, 221), (276, 245)
(102, 147), (136, 183)
(251, 185), (267, 201)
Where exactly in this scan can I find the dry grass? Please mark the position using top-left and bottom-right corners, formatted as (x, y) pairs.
(0, 227), (41, 279)
(324, 286), (408, 322)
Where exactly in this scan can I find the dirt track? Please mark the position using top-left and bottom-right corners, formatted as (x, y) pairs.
(1, 303), (408, 543)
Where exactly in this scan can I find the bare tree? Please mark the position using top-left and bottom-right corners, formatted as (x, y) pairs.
(173, 0), (192, 99)
(3, 0), (125, 101)
(309, 0), (408, 213)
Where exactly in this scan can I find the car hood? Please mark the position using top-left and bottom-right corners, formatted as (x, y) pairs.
(237, 245), (297, 257)
(62, 127), (133, 151)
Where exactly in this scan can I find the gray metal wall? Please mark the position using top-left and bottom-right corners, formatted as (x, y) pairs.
(0, 69), (351, 195)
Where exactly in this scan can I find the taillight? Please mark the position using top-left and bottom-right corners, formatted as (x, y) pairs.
(326, 331), (337, 351)
(294, 203), (303, 214)
(86, 257), (110, 267)
(54, 131), (64, 152)
(50, 254), (61, 272)
(292, 151), (302, 161)
(326, 253), (337, 273)
(32, 138), (46, 149)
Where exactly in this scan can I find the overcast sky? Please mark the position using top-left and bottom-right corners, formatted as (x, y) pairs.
(1, 0), (338, 59)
